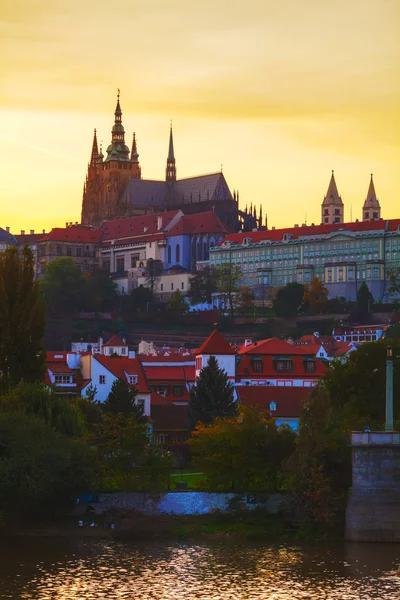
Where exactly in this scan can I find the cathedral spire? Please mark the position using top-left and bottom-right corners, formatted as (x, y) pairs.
(131, 133), (139, 163)
(363, 174), (381, 221)
(90, 129), (98, 168)
(166, 123), (176, 182)
(105, 89), (130, 162)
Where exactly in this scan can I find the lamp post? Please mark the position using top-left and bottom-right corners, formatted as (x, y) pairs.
(385, 345), (394, 432)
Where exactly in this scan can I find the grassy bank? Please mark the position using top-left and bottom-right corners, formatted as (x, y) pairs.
(3, 509), (336, 543)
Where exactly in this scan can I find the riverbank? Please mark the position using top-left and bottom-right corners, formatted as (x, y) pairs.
(2, 508), (336, 542)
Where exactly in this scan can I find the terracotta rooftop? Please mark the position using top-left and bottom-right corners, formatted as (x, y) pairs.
(168, 211), (227, 236)
(103, 335), (128, 347)
(197, 329), (236, 355)
(100, 210), (181, 242)
(93, 355), (149, 393)
(40, 226), (102, 243)
(236, 385), (312, 418)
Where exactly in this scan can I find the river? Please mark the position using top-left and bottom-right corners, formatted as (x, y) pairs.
(0, 538), (399, 599)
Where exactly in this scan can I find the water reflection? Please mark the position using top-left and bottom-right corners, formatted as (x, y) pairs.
(0, 539), (399, 599)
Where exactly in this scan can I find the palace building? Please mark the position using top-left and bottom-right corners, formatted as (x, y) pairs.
(81, 93), (259, 233)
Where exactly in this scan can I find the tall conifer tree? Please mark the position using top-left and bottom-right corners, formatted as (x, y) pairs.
(0, 246), (46, 392)
(189, 355), (236, 427)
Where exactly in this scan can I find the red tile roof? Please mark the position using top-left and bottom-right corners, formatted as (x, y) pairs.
(168, 211), (227, 236)
(47, 362), (74, 374)
(222, 218), (400, 246)
(93, 355), (149, 393)
(41, 226), (102, 243)
(140, 353), (194, 362)
(197, 329), (236, 355)
(100, 210), (181, 242)
(144, 366), (187, 380)
(103, 335), (128, 347)
(151, 402), (190, 432)
(236, 385), (312, 418)
(239, 338), (313, 356)
(237, 352), (327, 379)
(15, 233), (44, 246)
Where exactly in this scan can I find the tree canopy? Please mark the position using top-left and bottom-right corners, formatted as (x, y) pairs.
(189, 355), (236, 427)
(0, 245), (46, 393)
(189, 407), (295, 492)
(303, 277), (329, 314)
(102, 377), (146, 422)
(273, 282), (304, 317)
(167, 289), (188, 312)
(356, 281), (373, 321)
(189, 266), (217, 305)
(215, 262), (242, 317)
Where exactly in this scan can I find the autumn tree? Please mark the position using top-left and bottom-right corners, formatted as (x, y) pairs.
(189, 407), (295, 492)
(0, 246), (46, 393)
(189, 355), (236, 428)
(388, 267), (400, 299)
(189, 266), (218, 305)
(215, 262), (242, 317)
(237, 285), (255, 313)
(303, 277), (329, 314)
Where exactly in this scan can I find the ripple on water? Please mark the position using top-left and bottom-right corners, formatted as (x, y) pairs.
(0, 540), (399, 600)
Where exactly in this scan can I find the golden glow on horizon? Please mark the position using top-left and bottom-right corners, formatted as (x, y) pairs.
(1, 0), (399, 232)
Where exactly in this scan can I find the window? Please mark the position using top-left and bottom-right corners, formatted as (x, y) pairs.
(56, 245), (62, 255)
(373, 268), (379, 278)
(54, 375), (73, 384)
(365, 211), (369, 219)
(128, 374), (138, 385)
(67, 246), (72, 256)
(251, 359), (263, 372)
(172, 385), (184, 396)
(338, 268), (343, 282)
(161, 283), (164, 291)
(116, 257), (124, 273)
(108, 348), (114, 354)
(304, 360), (316, 373)
(176, 244), (180, 263)
(168, 246), (171, 263)
(274, 359), (293, 372)
(99, 375), (106, 384)
(269, 401), (277, 412)
(334, 209), (340, 216)
(121, 347), (126, 355)
(181, 281), (184, 290)
(76, 247), (82, 257)
(324, 209), (329, 216)
(171, 282), (174, 290)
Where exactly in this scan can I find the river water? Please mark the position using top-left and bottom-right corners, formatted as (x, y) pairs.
(0, 538), (399, 599)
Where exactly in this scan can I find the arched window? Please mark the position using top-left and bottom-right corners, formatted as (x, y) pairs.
(168, 246), (171, 264)
(203, 240), (208, 261)
(176, 244), (180, 263)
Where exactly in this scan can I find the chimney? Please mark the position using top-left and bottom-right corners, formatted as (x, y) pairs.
(42, 229), (45, 234)
(65, 222), (68, 228)
(30, 229), (34, 234)
(5, 227), (10, 233)
(21, 230), (25, 235)
(271, 226), (275, 230)
(157, 216), (163, 231)
(294, 224), (299, 228)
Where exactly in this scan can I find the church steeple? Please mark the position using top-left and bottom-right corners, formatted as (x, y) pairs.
(105, 89), (130, 162)
(363, 174), (381, 221)
(131, 133), (139, 163)
(166, 123), (176, 182)
(90, 129), (98, 168)
(321, 170), (344, 224)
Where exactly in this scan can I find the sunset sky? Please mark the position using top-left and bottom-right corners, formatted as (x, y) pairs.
(1, 0), (399, 233)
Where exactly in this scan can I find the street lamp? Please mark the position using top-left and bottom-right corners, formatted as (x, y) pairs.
(385, 345), (394, 432)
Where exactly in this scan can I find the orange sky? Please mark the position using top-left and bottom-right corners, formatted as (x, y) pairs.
(1, 0), (399, 233)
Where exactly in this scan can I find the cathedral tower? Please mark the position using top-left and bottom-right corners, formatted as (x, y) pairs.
(81, 91), (141, 226)
(362, 174), (381, 221)
(321, 171), (344, 224)
(166, 124), (176, 182)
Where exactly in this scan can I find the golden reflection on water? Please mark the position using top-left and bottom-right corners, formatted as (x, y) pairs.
(1, 540), (400, 600)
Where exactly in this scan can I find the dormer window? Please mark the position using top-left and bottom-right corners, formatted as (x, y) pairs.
(54, 374), (73, 384)
(222, 240), (231, 248)
(283, 233), (292, 242)
(127, 374), (138, 385)
(243, 237), (251, 246)
(269, 401), (277, 412)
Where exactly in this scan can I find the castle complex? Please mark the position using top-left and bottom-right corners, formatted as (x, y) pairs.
(81, 93), (259, 233)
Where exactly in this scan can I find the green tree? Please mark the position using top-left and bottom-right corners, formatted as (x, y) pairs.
(273, 282), (304, 317)
(388, 267), (400, 299)
(0, 411), (95, 517)
(86, 271), (117, 312)
(40, 257), (87, 315)
(189, 355), (236, 427)
(289, 387), (351, 528)
(303, 277), (329, 314)
(1, 381), (85, 438)
(0, 246), (46, 393)
(189, 407), (295, 492)
(167, 289), (188, 312)
(189, 266), (217, 304)
(356, 281), (373, 321)
(215, 262), (242, 317)
(102, 377), (146, 422)
(145, 259), (163, 296)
